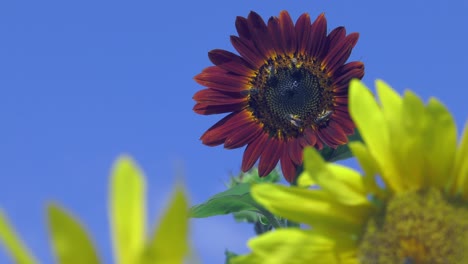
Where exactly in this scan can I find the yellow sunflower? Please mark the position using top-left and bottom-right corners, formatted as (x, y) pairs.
(231, 79), (468, 263)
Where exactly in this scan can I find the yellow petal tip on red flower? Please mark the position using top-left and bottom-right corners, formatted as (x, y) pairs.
(194, 11), (364, 182)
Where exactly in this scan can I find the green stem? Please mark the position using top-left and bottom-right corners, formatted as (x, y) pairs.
(257, 208), (281, 229)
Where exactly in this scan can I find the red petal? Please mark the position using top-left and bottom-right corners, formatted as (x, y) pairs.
(304, 127), (318, 146)
(334, 61), (365, 87)
(193, 102), (246, 115)
(258, 138), (284, 177)
(330, 114), (354, 135)
(230, 36), (265, 68)
(208, 49), (255, 74)
(325, 27), (346, 53)
(334, 108), (352, 121)
(339, 60), (364, 73)
(295, 13), (311, 55)
(247, 11), (275, 59)
(280, 149), (297, 182)
(267, 17), (285, 55)
(241, 133), (270, 172)
(308, 13), (327, 59)
(217, 61), (254, 77)
(193, 89), (245, 104)
(323, 33), (359, 75)
(333, 88), (349, 97)
(195, 66), (250, 91)
(201, 110), (253, 145)
(298, 136), (309, 148)
(287, 138), (303, 165)
(335, 105), (349, 112)
(224, 121), (263, 149)
(314, 139), (324, 150)
(208, 49), (243, 65)
(235, 16), (251, 40)
(327, 120), (349, 143)
(334, 96), (348, 104)
(316, 123), (347, 147)
(279, 11), (296, 54)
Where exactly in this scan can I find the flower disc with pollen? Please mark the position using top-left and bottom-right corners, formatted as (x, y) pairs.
(193, 10), (364, 182)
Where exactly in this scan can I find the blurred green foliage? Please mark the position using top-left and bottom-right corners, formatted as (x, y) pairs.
(0, 156), (190, 264)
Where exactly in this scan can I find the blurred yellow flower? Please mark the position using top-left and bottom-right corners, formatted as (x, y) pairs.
(0, 156), (190, 264)
(232, 79), (468, 263)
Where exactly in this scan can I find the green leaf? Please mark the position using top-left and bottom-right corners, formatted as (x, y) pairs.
(225, 249), (239, 264)
(228, 169), (280, 187)
(47, 204), (100, 264)
(0, 210), (38, 264)
(141, 186), (189, 264)
(232, 210), (261, 223)
(109, 156), (146, 264)
(228, 171), (279, 224)
(319, 129), (362, 162)
(190, 183), (282, 228)
(190, 183), (261, 218)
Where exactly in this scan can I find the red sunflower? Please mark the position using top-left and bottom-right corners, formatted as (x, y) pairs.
(193, 10), (364, 182)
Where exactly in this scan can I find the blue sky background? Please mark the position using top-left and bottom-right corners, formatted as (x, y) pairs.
(0, 0), (467, 263)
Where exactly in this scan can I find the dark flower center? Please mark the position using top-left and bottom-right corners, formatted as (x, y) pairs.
(265, 67), (322, 122)
(248, 55), (333, 138)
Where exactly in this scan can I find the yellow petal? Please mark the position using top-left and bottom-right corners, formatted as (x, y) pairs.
(300, 147), (369, 206)
(348, 142), (377, 178)
(386, 91), (426, 191)
(231, 229), (358, 264)
(324, 164), (369, 204)
(251, 183), (370, 232)
(401, 91), (426, 134)
(0, 210), (38, 264)
(376, 79), (403, 129)
(349, 80), (402, 192)
(348, 142), (382, 196)
(422, 98), (457, 190)
(143, 185), (189, 264)
(109, 156), (146, 264)
(47, 204), (101, 264)
(297, 170), (316, 187)
(452, 121), (468, 197)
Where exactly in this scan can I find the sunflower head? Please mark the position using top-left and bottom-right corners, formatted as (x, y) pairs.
(194, 10), (364, 182)
(232, 79), (468, 263)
